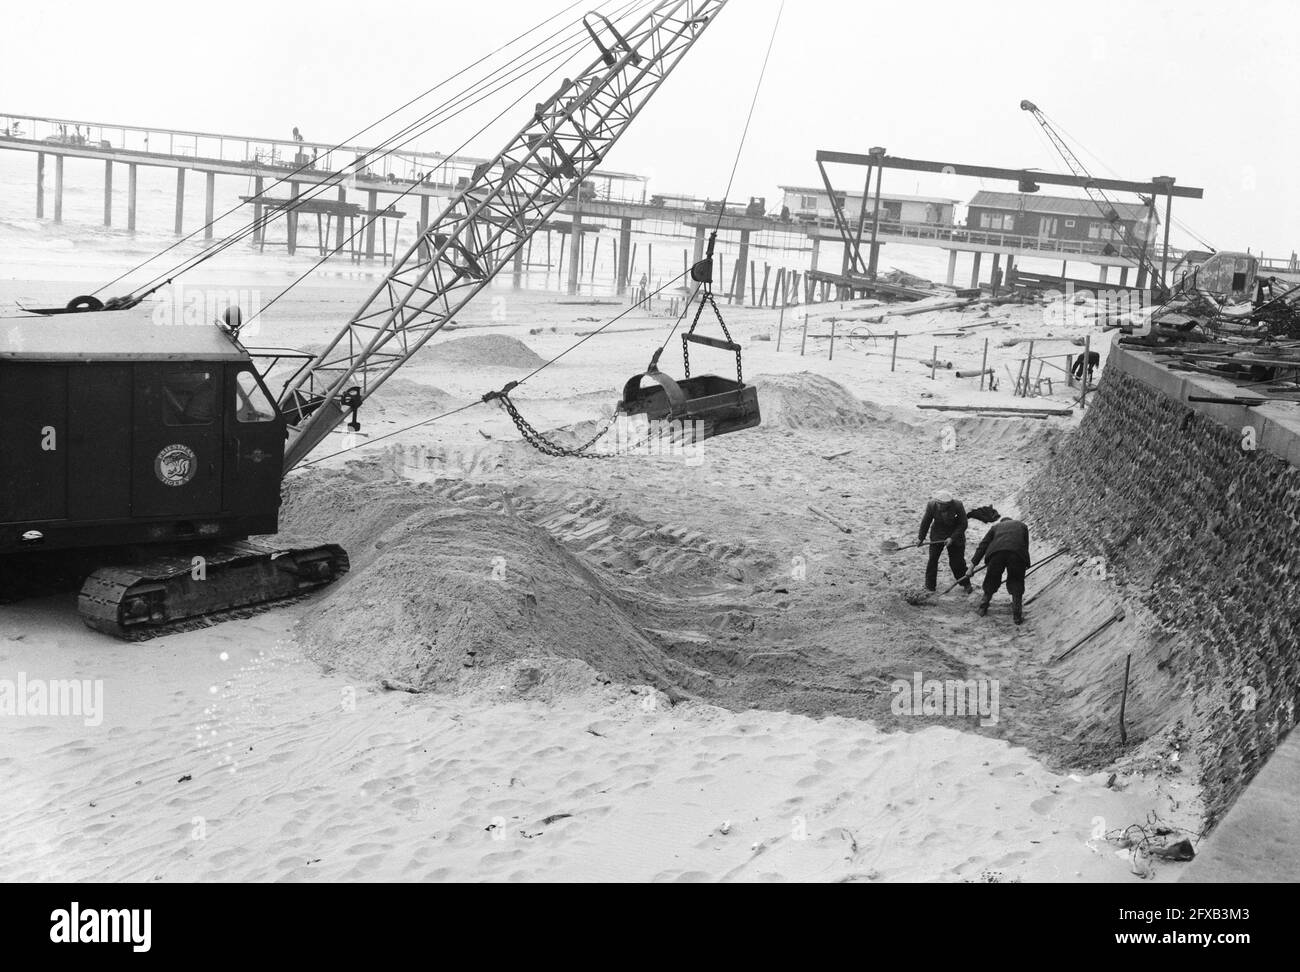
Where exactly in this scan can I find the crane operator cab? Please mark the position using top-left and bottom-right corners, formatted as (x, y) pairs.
(0, 317), (347, 636)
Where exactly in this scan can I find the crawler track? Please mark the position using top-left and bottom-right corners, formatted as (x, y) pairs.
(78, 540), (349, 638)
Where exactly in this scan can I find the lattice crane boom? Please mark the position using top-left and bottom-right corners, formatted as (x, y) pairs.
(280, 0), (729, 471)
(1019, 99), (1163, 287)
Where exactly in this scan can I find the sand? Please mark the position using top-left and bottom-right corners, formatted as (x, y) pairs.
(0, 605), (1185, 883)
(422, 333), (545, 370)
(0, 264), (1201, 882)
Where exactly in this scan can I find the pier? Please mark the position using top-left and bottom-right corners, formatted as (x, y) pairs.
(7, 111), (1294, 302)
(0, 110), (817, 300)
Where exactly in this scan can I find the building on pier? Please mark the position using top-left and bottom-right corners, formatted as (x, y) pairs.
(779, 185), (958, 226)
(965, 191), (1157, 249)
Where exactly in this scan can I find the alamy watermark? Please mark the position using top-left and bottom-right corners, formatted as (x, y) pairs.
(1041, 283), (1155, 330)
(49, 902), (150, 952)
(891, 671), (999, 727)
(606, 415), (706, 465)
(0, 672), (104, 727)
(152, 282), (263, 337)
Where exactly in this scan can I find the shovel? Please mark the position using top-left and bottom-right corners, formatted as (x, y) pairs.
(880, 537), (949, 554)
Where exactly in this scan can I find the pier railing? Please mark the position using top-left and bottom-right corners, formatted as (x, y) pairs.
(0, 111), (649, 204)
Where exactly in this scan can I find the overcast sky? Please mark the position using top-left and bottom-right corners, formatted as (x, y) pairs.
(6, 0), (1298, 254)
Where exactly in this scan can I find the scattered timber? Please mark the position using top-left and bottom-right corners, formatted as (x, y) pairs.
(915, 404), (1074, 416)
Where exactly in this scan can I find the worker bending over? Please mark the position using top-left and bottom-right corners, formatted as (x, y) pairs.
(971, 517), (1031, 624)
(917, 490), (972, 594)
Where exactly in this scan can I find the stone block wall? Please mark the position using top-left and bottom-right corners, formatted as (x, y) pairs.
(1020, 356), (1300, 825)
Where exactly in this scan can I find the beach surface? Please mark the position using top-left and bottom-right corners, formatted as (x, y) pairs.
(1, 256), (1200, 882)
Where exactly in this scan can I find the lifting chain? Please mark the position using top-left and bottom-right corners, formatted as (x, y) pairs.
(682, 290), (743, 385)
(485, 383), (620, 460)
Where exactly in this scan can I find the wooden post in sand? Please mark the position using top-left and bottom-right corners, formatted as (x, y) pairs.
(891, 331), (898, 372)
(800, 314), (808, 356)
(1079, 334), (1092, 410)
(980, 338), (989, 391)
(829, 320), (837, 360)
(1024, 340), (1036, 396)
(1119, 653), (1132, 746)
(931, 345), (938, 381)
(776, 297), (786, 351)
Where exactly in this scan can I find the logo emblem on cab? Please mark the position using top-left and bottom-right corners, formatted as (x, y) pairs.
(155, 444), (198, 487)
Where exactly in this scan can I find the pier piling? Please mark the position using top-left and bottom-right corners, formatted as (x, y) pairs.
(288, 182), (301, 256)
(103, 161), (113, 227)
(54, 155), (64, 223)
(204, 171), (215, 240)
(365, 189), (378, 260)
(618, 218), (634, 295)
(252, 176), (264, 245)
(127, 163), (138, 231)
(173, 168), (185, 234)
(338, 185), (349, 252)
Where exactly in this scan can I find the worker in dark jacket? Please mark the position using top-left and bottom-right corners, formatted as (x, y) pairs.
(917, 490), (972, 593)
(971, 517), (1032, 624)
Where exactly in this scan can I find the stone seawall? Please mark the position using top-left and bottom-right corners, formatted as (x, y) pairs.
(1020, 344), (1300, 825)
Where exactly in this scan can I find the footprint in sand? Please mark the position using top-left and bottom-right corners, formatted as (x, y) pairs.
(656, 869), (712, 882)
(1028, 793), (1061, 816)
(987, 762), (1026, 779)
(344, 841), (392, 857)
(340, 855), (389, 879)
(675, 773), (713, 787)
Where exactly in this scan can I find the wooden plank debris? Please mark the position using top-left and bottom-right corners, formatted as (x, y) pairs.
(915, 404), (1074, 416)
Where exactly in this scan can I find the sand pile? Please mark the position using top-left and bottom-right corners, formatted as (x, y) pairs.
(369, 377), (449, 415)
(938, 415), (1068, 461)
(423, 333), (545, 369)
(280, 473), (673, 693)
(753, 372), (912, 431)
